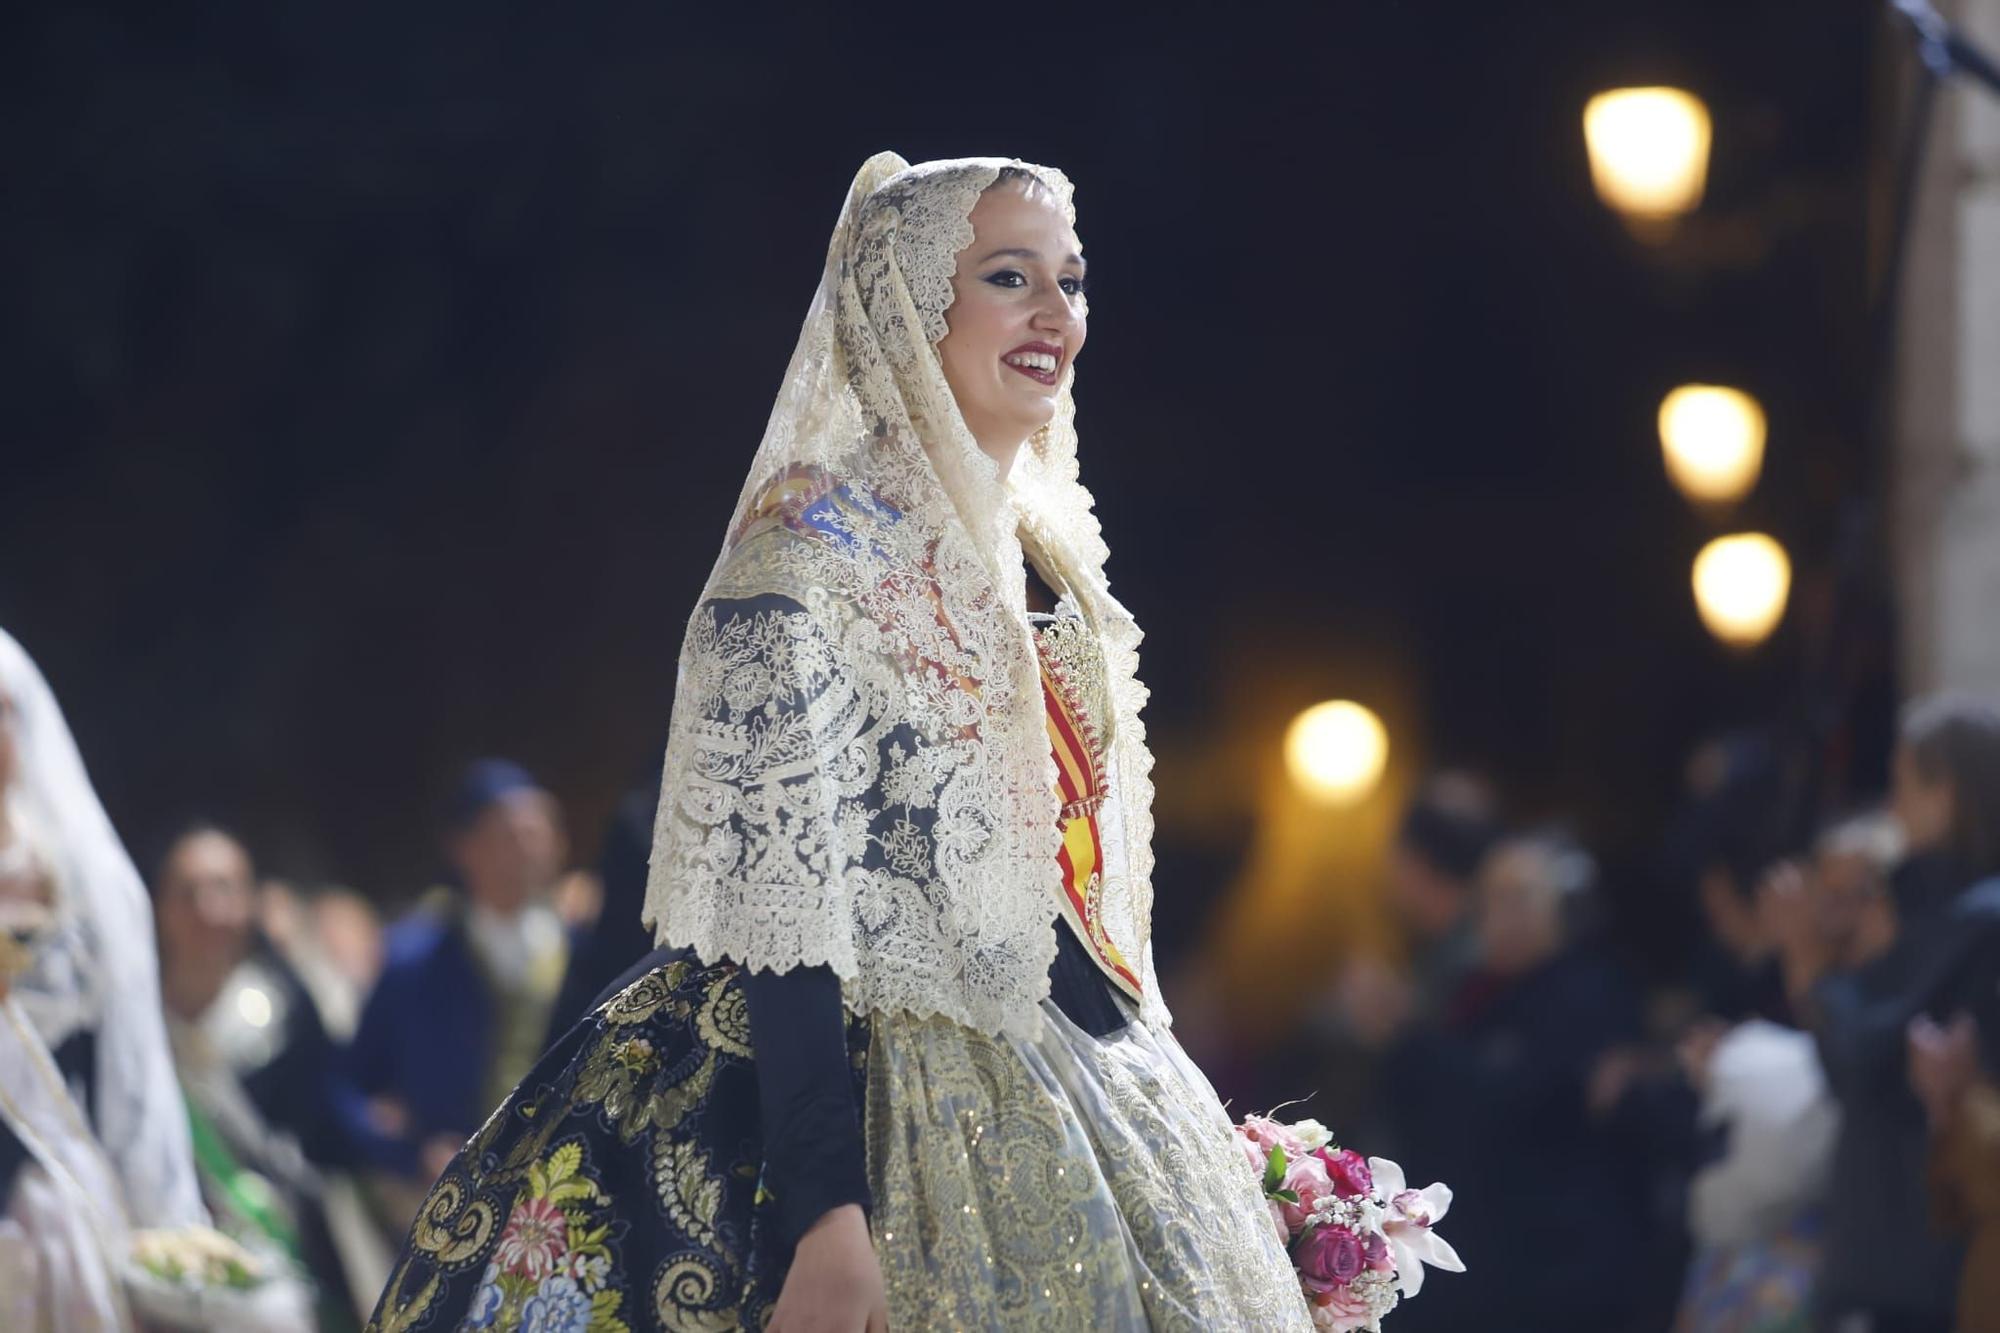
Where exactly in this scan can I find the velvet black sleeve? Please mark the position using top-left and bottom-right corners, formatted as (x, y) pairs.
(740, 963), (872, 1250)
(1046, 922), (1127, 1038)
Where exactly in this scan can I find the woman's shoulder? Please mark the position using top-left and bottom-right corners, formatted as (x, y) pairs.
(584, 944), (690, 1014)
(708, 465), (905, 601)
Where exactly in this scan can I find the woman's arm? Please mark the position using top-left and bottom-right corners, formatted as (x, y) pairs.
(742, 965), (886, 1332)
(740, 964), (871, 1248)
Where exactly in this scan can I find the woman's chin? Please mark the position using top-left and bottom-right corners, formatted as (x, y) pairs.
(1011, 397), (1059, 433)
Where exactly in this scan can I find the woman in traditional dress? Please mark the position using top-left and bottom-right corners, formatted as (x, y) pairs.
(0, 627), (208, 1327)
(2, 628), (318, 1330)
(367, 154), (1312, 1332)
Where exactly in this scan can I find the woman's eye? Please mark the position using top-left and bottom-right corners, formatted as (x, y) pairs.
(981, 270), (1087, 298)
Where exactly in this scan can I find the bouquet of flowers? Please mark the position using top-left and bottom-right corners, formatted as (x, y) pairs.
(126, 1225), (312, 1331)
(1235, 1114), (1462, 1331)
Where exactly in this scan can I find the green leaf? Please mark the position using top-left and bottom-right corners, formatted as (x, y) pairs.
(1262, 1144), (1287, 1194)
(589, 1289), (629, 1333)
(547, 1142), (583, 1185)
(1271, 1189), (1299, 1204)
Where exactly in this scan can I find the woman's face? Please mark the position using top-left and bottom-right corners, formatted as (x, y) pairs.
(937, 179), (1087, 473)
(1891, 741), (1954, 852)
(155, 830), (257, 983)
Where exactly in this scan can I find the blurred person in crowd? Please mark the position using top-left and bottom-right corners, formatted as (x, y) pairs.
(154, 825), (349, 1169)
(1381, 831), (1648, 1331)
(1328, 773), (1500, 1047)
(1762, 695), (2000, 1331)
(544, 761), (660, 1044)
(1677, 732), (1791, 1026)
(312, 889), (384, 996)
(1300, 772), (1500, 1155)
(1580, 735), (1797, 1328)
(1672, 812), (1897, 1333)
(257, 877), (307, 960)
(261, 882), (384, 1044)
(1908, 1011), (1999, 1331)
(154, 823), (360, 1328)
(553, 866), (603, 930)
(0, 628), (210, 1324)
(338, 759), (575, 1232)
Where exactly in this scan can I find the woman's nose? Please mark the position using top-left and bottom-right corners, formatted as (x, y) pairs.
(1032, 293), (1080, 338)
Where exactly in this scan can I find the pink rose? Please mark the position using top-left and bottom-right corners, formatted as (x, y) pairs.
(1295, 1223), (1366, 1293)
(1234, 1127), (1268, 1176)
(1316, 1147), (1374, 1200)
(1310, 1281), (1381, 1332)
(1278, 1151), (1334, 1232)
(1363, 1229), (1392, 1273)
(1268, 1200), (1292, 1246)
(1242, 1115), (1307, 1159)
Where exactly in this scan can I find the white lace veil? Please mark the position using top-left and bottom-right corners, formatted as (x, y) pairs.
(644, 153), (1164, 1036)
(0, 627), (205, 1227)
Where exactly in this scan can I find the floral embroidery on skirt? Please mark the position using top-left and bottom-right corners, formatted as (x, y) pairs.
(366, 956), (868, 1333)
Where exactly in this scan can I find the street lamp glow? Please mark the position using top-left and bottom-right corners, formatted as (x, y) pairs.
(1583, 87), (1712, 227)
(1285, 701), (1389, 805)
(1692, 533), (1791, 648)
(1659, 384), (1767, 505)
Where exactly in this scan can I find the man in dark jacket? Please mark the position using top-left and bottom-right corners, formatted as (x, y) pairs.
(337, 760), (578, 1231)
(1383, 834), (1651, 1332)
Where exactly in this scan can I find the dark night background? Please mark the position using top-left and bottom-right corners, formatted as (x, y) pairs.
(1, 3), (1885, 978)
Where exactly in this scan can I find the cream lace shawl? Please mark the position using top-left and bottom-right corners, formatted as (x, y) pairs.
(642, 154), (1162, 1038)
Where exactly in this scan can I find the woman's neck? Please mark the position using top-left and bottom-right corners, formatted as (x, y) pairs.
(973, 431), (1028, 480)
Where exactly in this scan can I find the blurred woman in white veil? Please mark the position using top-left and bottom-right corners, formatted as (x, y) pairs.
(0, 625), (205, 1326)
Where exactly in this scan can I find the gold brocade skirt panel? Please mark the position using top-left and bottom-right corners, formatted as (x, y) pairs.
(867, 1002), (1313, 1332)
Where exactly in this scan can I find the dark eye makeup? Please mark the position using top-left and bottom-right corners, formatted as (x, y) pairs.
(983, 269), (1088, 297)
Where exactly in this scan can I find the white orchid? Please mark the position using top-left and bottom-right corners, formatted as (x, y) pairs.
(1367, 1156), (1465, 1298)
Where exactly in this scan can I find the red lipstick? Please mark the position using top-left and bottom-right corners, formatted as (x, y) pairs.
(1001, 340), (1064, 386)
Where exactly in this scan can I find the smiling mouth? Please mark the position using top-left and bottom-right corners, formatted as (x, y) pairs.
(1002, 347), (1062, 386)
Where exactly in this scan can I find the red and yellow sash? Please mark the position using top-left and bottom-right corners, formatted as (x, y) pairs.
(1041, 662), (1143, 1000)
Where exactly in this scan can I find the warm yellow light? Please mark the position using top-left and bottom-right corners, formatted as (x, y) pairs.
(1285, 701), (1389, 805)
(1659, 384), (1766, 504)
(1692, 534), (1791, 648)
(1583, 88), (1712, 226)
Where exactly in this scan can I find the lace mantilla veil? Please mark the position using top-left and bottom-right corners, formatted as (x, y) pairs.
(643, 153), (1164, 1037)
(0, 627), (206, 1229)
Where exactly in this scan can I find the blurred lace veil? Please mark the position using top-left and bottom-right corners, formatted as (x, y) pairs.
(0, 627), (204, 1229)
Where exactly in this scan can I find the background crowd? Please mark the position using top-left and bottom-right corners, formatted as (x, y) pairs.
(1196, 703), (2000, 1332)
